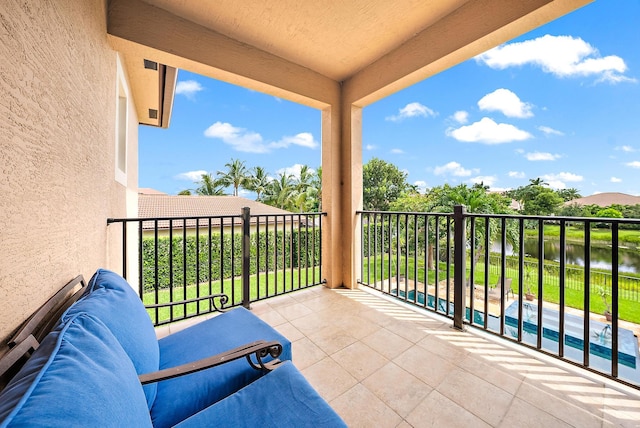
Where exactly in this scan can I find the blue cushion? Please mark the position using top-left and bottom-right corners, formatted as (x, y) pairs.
(174, 362), (346, 428)
(0, 313), (152, 427)
(62, 268), (159, 408)
(151, 307), (292, 428)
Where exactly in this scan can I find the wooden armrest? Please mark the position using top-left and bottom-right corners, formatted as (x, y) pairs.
(144, 293), (229, 312)
(138, 340), (283, 385)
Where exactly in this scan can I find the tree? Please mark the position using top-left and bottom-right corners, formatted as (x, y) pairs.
(363, 158), (410, 211)
(557, 188), (582, 202)
(246, 166), (270, 201)
(507, 181), (563, 215)
(194, 173), (226, 196)
(263, 172), (294, 210)
(177, 189), (192, 195)
(217, 158), (249, 196)
(596, 207), (623, 219)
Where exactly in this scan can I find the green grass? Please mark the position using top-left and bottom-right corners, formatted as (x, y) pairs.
(525, 225), (640, 246)
(362, 254), (640, 324)
(143, 267), (321, 324)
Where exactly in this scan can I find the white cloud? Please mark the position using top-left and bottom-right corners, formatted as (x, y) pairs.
(452, 110), (469, 124)
(525, 152), (561, 161)
(175, 170), (207, 181)
(475, 35), (636, 84)
(477, 88), (533, 118)
(365, 144), (376, 151)
(446, 117), (532, 144)
(390, 148), (405, 154)
(434, 161), (475, 177)
(270, 132), (319, 149)
(541, 172), (583, 189)
(538, 126), (564, 136)
(625, 161), (640, 168)
(386, 102), (437, 122)
(611, 177), (622, 183)
(204, 122), (318, 153)
(276, 164), (315, 179)
(413, 180), (428, 193)
(175, 80), (204, 98)
(617, 145), (635, 152)
(469, 175), (497, 186)
(508, 171), (525, 178)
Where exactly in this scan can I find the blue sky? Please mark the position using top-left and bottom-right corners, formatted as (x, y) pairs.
(139, 1), (639, 197)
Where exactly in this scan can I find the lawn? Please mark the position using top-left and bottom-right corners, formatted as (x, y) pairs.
(143, 267), (321, 325)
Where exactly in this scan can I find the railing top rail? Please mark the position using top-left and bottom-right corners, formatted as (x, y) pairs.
(356, 209), (640, 224)
(107, 211), (327, 224)
(465, 212), (640, 223)
(357, 210), (453, 217)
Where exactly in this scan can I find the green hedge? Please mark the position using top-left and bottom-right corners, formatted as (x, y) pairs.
(142, 229), (320, 292)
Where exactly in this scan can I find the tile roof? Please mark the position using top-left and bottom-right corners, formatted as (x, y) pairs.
(564, 192), (640, 207)
(138, 195), (296, 230)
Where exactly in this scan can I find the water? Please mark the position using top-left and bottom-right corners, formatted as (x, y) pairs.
(492, 239), (640, 273)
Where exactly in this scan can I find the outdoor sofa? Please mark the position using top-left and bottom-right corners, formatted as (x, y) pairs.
(0, 269), (345, 427)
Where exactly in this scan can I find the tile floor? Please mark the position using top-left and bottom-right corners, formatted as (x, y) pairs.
(158, 285), (640, 427)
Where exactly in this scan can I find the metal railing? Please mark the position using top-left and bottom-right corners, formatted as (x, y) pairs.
(107, 208), (325, 326)
(357, 206), (640, 390)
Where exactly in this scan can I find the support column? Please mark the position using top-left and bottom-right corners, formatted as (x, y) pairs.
(321, 98), (363, 289)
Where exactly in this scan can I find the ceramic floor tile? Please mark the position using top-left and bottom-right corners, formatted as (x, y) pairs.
(436, 368), (514, 426)
(361, 327), (413, 360)
(273, 321), (304, 342)
(361, 361), (432, 418)
(516, 380), (604, 428)
(291, 336), (327, 370)
(302, 357), (358, 402)
(274, 301), (314, 321)
(306, 324), (358, 355)
(330, 383), (403, 428)
(405, 390), (492, 428)
(458, 353), (523, 395)
(331, 341), (389, 381)
(499, 397), (572, 428)
(393, 345), (457, 388)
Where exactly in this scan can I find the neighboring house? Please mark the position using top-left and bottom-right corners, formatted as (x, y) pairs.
(0, 0), (589, 341)
(138, 192), (297, 237)
(564, 192), (640, 207)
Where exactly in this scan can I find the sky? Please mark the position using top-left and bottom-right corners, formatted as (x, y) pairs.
(139, 1), (640, 198)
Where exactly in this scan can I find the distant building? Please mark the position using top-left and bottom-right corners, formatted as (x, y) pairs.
(138, 191), (297, 237)
(564, 192), (640, 207)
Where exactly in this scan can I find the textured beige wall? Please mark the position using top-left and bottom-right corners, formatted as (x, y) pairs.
(0, 0), (137, 341)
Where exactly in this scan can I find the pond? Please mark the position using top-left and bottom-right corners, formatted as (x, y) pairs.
(492, 239), (640, 274)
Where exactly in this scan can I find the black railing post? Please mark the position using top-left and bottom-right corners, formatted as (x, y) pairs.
(453, 205), (467, 330)
(241, 207), (251, 309)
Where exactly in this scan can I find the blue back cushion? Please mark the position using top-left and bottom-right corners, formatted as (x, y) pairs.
(62, 268), (159, 408)
(0, 313), (152, 427)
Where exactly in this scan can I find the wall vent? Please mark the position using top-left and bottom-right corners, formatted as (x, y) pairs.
(148, 109), (158, 119)
(144, 59), (158, 70)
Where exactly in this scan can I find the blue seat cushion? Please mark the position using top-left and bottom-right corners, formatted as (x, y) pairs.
(0, 313), (152, 427)
(62, 268), (159, 408)
(174, 361), (346, 428)
(151, 307), (292, 428)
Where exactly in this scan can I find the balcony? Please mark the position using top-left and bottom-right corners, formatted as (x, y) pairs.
(108, 207), (640, 426)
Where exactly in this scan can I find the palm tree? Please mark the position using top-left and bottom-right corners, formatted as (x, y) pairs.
(246, 166), (270, 201)
(310, 166), (322, 211)
(195, 173), (226, 196)
(263, 172), (294, 210)
(217, 158), (249, 196)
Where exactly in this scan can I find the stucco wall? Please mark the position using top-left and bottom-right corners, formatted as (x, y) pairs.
(0, 0), (137, 341)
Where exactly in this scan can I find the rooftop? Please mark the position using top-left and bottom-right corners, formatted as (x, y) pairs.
(565, 193), (640, 208)
(159, 286), (640, 427)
